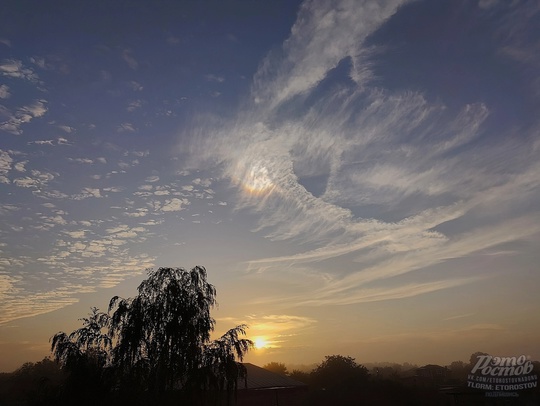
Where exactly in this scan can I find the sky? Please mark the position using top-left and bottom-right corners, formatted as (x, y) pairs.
(1, 0), (539, 372)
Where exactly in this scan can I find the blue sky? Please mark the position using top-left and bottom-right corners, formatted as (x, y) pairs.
(1, 0), (540, 371)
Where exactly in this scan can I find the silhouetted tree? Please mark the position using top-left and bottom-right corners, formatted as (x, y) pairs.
(263, 362), (288, 376)
(50, 307), (112, 404)
(468, 351), (488, 368)
(371, 365), (402, 381)
(49, 266), (253, 405)
(289, 369), (311, 384)
(199, 325), (251, 405)
(311, 355), (369, 391)
(448, 360), (468, 382)
(107, 266), (252, 401)
(0, 358), (64, 406)
(51, 307), (111, 367)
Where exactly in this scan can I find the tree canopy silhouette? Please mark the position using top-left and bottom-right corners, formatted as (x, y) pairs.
(50, 307), (112, 403)
(51, 266), (253, 403)
(263, 362), (288, 376)
(312, 355), (369, 391)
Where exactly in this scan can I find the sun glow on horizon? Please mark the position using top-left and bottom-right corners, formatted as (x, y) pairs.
(253, 337), (269, 349)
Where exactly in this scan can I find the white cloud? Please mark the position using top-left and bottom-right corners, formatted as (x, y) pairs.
(105, 187), (124, 193)
(125, 208), (148, 217)
(70, 242), (86, 251)
(117, 122), (136, 132)
(58, 125), (74, 133)
(180, 0), (540, 308)
(192, 177), (212, 187)
(21, 101), (47, 118)
(71, 188), (102, 200)
(13, 170), (54, 188)
(167, 36), (181, 45)
(106, 225), (128, 234)
(0, 274), (19, 297)
(0, 59), (39, 82)
(145, 175), (160, 183)
(0, 100), (48, 135)
(0, 84), (10, 99)
(68, 157), (93, 164)
(30, 56), (48, 69)
(0, 149), (13, 183)
(30, 139), (53, 145)
(161, 198), (189, 212)
(0, 288), (79, 325)
(46, 215), (68, 225)
(478, 0), (498, 10)
(129, 81), (143, 91)
(205, 74), (225, 83)
(127, 99), (143, 112)
(251, 0), (407, 108)
(63, 230), (86, 238)
(122, 49), (138, 70)
(14, 160), (27, 172)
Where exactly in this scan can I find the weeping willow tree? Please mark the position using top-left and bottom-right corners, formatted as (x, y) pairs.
(50, 307), (112, 402)
(52, 266), (253, 404)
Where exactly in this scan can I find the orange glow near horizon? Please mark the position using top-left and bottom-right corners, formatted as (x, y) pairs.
(253, 336), (269, 349)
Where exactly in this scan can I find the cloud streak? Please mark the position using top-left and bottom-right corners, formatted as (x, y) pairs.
(188, 0), (540, 308)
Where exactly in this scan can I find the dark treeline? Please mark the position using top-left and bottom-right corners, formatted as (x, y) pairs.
(1, 267), (538, 405)
(3, 352), (539, 405)
(262, 355), (540, 405)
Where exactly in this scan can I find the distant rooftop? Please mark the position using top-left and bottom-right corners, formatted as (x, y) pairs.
(239, 363), (308, 390)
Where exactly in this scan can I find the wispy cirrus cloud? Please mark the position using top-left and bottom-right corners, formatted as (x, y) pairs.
(185, 0), (540, 308)
(0, 253), (155, 324)
(27, 137), (70, 146)
(251, 0), (406, 108)
(218, 314), (317, 349)
(117, 122), (136, 132)
(205, 74), (225, 83)
(122, 49), (138, 70)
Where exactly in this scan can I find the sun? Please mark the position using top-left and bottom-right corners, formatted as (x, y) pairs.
(253, 337), (269, 349)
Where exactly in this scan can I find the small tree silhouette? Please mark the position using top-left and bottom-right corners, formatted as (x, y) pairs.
(50, 307), (112, 403)
(312, 355), (369, 391)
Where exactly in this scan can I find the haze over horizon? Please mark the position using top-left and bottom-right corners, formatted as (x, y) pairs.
(1, 0), (540, 372)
